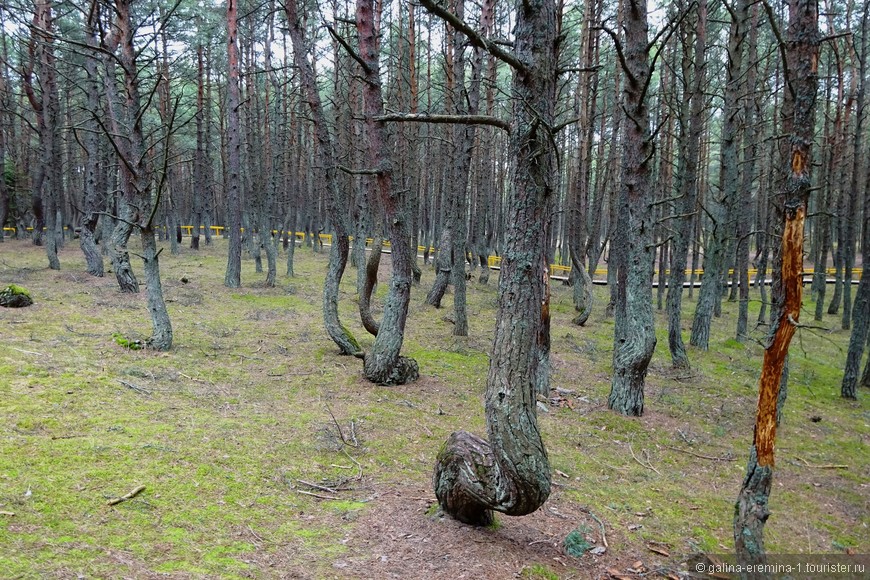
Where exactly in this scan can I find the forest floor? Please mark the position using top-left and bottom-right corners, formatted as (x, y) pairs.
(0, 237), (868, 579)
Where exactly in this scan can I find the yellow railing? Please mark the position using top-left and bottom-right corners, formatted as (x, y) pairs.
(2, 224), (862, 280)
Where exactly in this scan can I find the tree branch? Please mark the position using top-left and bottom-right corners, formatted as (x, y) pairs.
(374, 113), (510, 132)
(596, 24), (636, 87)
(419, 0), (526, 72)
(324, 23), (371, 75)
(761, 0), (793, 100)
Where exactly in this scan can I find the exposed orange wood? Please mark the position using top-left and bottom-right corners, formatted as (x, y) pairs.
(754, 205), (805, 467)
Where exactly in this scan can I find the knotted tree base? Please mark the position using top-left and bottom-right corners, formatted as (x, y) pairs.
(364, 356), (419, 386)
(433, 431), (496, 526)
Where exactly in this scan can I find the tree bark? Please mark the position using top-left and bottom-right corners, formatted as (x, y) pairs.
(735, 0), (818, 565)
(840, 2), (869, 401)
(692, 0), (745, 350)
(608, 0), (657, 416)
(79, 7), (105, 277)
(224, 0), (243, 288)
(667, 0), (706, 369)
(284, 0), (360, 355)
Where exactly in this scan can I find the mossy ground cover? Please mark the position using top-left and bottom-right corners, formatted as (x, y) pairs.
(0, 238), (867, 578)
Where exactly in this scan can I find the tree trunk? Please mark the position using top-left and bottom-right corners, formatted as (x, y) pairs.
(840, 3), (869, 401)
(667, 0), (706, 369)
(692, 0), (745, 350)
(79, 9), (104, 276)
(224, 0), (243, 288)
(736, 2), (760, 340)
(424, 0), (555, 524)
(141, 226), (172, 350)
(357, 0), (418, 385)
(608, 0), (656, 416)
(735, 0), (818, 565)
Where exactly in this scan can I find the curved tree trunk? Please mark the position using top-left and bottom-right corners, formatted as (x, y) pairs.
(79, 8), (104, 276)
(359, 236), (382, 337)
(424, 0), (555, 525)
(357, 0), (418, 385)
(141, 226), (172, 350)
(284, 0), (360, 354)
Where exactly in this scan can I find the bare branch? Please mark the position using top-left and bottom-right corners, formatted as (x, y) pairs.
(374, 113), (510, 132)
(419, 0), (526, 72)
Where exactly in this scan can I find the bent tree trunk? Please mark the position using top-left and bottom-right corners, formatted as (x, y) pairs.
(424, 0), (555, 525)
(357, 0), (418, 385)
(734, 0), (818, 565)
(285, 0), (360, 355)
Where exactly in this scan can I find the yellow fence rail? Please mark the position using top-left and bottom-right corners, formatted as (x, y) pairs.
(2, 224), (861, 281)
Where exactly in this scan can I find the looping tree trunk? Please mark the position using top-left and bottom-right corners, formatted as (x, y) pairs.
(424, 0), (555, 525)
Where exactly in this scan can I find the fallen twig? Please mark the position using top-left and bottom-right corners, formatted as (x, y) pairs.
(297, 479), (338, 494)
(294, 489), (338, 501)
(663, 444), (735, 462)
(580, 506), (608, 548)
(107, 484), (146, 506)
(117, 380), (151, 396)
(324, 401), (359, 448)
(630, 442), (662, 476)
(10, 347), (44, 356)
(797, 457), (848, 469)
(342, 448), (364, 480)
(0, 511), (14, 516)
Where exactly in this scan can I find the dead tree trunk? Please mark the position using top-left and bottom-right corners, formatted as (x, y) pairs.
(734, 0), (818, 565)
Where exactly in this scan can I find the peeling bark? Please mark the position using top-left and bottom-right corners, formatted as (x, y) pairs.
(735, 0), (818, 565)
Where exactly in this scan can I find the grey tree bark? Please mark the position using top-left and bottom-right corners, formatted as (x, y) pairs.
(608, 0), (657, 416)
(357, 0), (418, 385)
(224, 0), (243, 288)
(667, 0), (706, 369)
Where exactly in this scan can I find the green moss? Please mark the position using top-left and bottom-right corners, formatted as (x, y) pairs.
(112, 332), (144, 350)
(521, 563), (560, 580)
(3, 284), (31, 298)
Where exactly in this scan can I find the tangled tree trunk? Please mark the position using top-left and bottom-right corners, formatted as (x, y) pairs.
(284, 0), (360, 356)
(357, 0), (418, 385)
(734, 0), (818, 565)
(423, 0), (555, 525)
(608, 0), (656, 416)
